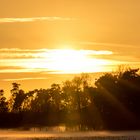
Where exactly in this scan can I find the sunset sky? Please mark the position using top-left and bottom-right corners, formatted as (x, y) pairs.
(0, 0), (140, 96)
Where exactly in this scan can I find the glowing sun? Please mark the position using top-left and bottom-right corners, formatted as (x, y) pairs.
(24, 49), (114, 74)
(43, 49), (112, 73)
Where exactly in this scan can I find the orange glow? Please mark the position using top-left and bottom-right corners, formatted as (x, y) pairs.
(21, 49), (119, 74)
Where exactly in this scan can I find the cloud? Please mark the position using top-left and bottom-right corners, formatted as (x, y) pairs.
(2, 77), (47, 81)
(0, 48), (139, 74)
(0, 48), (46, 52)
(78, 41), (138, 49)
(0, 48), (47, 59)
(0, 48), (113, 59)
(83, 50), (113, 55)
(0, 17), (75, 23)
(0, 48), (115, 74)
(0, 68), (40, 73)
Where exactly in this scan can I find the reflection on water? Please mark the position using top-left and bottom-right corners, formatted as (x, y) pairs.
(29, 125), (67, 132)
(0, 127), (139, 140)
(14, 125), (94, 132)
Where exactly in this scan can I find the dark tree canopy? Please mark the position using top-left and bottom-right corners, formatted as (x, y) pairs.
(0, 68), (140, 130)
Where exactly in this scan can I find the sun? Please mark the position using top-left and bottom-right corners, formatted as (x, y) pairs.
(47, 49), (88, 73)
(23, 48), (115, 74)
(43, 49), (112, 74)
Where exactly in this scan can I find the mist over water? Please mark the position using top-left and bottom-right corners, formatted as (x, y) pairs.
(0, 128), (139, 140)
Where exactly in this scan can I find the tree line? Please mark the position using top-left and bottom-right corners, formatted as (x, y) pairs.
(0, 67), (140, 130)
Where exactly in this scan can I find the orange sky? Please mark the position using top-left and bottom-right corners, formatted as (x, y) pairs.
(0, 0), (140, 96)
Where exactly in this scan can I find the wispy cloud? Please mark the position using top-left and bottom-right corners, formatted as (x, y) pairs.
(0, 48), (139, 74)
(83, 50), (113, 55)
(0, 17), (74, 23)
(0, 48), (115, 74)
(2, 77), (47, 81)
(79, 41), (138, 49)
(0, 68), (43, 73)
(0, 48), (47, 52)
(0, 48), (113, 59)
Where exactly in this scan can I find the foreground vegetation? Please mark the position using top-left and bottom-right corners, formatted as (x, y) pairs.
(0, 68), (140, 130)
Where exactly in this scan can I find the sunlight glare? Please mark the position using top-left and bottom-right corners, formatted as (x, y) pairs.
(43, 49), (112, 73)
(22, 49), (115, 74)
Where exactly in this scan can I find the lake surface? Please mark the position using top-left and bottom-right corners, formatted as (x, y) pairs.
(0, 129), (140, 140)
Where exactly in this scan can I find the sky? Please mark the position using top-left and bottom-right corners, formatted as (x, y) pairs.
(0, 0), (140, 96)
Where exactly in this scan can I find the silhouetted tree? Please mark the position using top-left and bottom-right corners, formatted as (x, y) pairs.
(0, 68), (140, 130)
(0, 89), (8, 112)
(9, 83), (26, 112)
(93, 68), (140, 129)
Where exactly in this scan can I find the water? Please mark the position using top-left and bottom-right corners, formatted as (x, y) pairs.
(0, 128), (139, 140)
